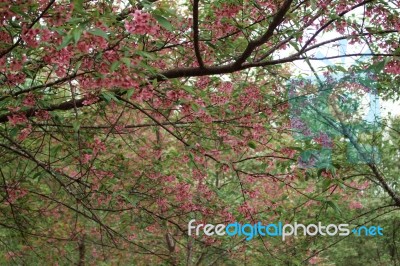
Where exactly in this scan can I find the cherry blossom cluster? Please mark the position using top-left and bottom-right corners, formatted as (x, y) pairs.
(124, 10), (159, 35)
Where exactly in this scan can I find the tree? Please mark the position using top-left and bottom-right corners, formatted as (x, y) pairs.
(0, 0), (399, 264)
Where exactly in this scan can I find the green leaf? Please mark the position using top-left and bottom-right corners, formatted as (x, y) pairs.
(121, 57), (131, 67)
(10, 128), (19, 138)
(191, 103), (199, 112)
(126, 88), (135, 99)
(72, 27), (83, 44)
(31, 172), (42, 181)
(289, 41), (299, 51)
(88, 28), (109, 40)
(367, 59), (388, 73)
(335, 65), (347, 72)
(205, 41), (217, 49)
(110, 61), (121, 72)
(72, 120), (81, 132)
(140, 0), (154, 8)
(57, 34), (73, 50)
(248, 141), (257, 149)
(289, 146), (303, 152)
(73, 0), (84, 13)
(326, 200), (342, 215)
(10, 5), (29, 18)
(332, 163), (341, 169)
(135, 50), (155, 60)
(182, 85), (195, 95)
(317, 168), (325, 177)
(50, 145), (63, 157)
(74, 60), (82, 72)
(322, 178), (332, 190)
(101, 91), (120, 103)
(153, 14), (174, 32)
(137, 61), (157, 74)
(120, 193), (139, 206)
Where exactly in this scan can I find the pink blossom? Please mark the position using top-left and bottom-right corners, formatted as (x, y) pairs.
(309, 256), (322, 265)
(83, 94), (99, 105)
(93, 137), (106, 154)
(349, 201), (363, 209)
(210, 94), (229, 106)
(77, 40), (90, 53)
(166, 90), (178, 101)
(215, 4), (241, 18)
(40, 28), (53, 42)
(176, 182), (192, 202)
(35, 110), (51, 121)
(21, 28), (40, 47)
(139, 86), (154, 101)
(9, 59), (24, 72)
(164, 175), (176, 182)
(5, 183), (28, 204)
(17, 124), (32, 141)
(8, 113), (28, 126)
(22, 93), (36, 107)
(82, 153), (92, 164)
(219, 82), (234, 94)
(6, 73), (26, 85)
(156, 198), (168, 211)
(124, 10), (158, 35)
(195, 76), (210, 89)
(385, 60), (400, 74)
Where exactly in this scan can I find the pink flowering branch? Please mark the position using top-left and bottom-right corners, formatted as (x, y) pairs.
(298, 0), (374, 55)
(0, 0), (56, 58)
(0, 51), (395, 125)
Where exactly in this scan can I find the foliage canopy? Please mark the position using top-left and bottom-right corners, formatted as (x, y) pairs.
(0, 0), (399, 264)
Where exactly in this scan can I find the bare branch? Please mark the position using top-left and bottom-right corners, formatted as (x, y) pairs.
(193, 0), (205, 68)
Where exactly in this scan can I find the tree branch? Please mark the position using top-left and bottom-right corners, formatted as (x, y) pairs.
(192, 0), (204, 68)
(233, 0), (293, 67)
